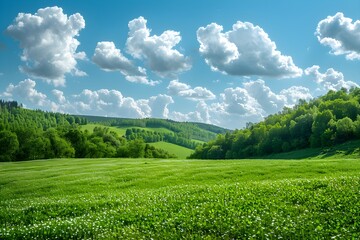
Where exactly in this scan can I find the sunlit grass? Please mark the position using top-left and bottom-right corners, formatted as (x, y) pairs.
(149, 141), (193, 159)
(1, 158), (360, 238)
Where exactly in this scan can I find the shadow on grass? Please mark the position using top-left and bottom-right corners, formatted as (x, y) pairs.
(262, 140), (360, 160)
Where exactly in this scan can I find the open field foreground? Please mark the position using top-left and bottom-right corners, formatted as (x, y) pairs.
(1, 158), (360, 239)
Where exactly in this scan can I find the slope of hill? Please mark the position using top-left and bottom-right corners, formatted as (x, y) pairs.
(190, 88), (360, 159)
(149, 141), (194, 159)
(77, 115), (228, 156)
(0, 101), (176, 161)
(81, 124), (195, 158)
(77, 115), (229, 142)
(262, 139), (360, 159)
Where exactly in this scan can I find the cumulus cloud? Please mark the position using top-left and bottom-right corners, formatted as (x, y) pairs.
(220, 87), (263, 116)
(316, 12), (360, 60)
(73, 89), (147, 118)
(52, 89), (66, 104)
(93, 41), (144, 75)
(197, 21), (302, 78)
(171, 80), (313, 129)
(6, 6), (86, 86)
(2, 79), (49, 106)
(124, 75), (159, 86)
(167, 80), (216, 101)
(148, 94), (174, 118)
(171, 101), (211, 123)
(305, 65), (359, 91)
(279, 86), (313, 106)
(243, 80), (285, 114)
(93, 41), (159, 86)
(71, 90), (173, 119)
(1, 79), (175, 119)
(126, 16), (191, 77)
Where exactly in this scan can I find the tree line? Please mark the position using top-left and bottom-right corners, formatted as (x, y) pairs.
(125, 128), (199, 149)
(189, 88), (360, 159)
(0, 101), (175, 161)
(79, 116), (228, 142)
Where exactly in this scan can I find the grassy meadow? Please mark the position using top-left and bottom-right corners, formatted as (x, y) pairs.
(80, 124), (196, 158)
(149, 141), (194, 159)
(1, 158), (360, 239)
(81, 124), (174, 137)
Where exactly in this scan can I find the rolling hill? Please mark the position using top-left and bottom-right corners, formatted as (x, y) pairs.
(77, 116), (229, 158)
(190, 88), (360, 159)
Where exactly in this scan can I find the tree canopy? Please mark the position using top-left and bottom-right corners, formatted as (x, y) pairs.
(189, 88), (360, 159)
(0, 101), (175, 161)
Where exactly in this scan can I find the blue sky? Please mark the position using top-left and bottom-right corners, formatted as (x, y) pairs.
(1, 0), (360, 129)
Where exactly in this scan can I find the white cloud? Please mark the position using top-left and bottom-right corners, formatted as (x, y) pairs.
(171, 80), (312, 129)
(93, 41), (143, 75)
(1, 79), (175, 120)
(197, 21), (302, 78)
(243, 80), (286, 115)
(52, 89), (66, 104)
(93, 41), (160, 86)
(125, 75), (159, 86)
(0, 79), (74, 112)
(316, 12), (360, 60)
(171, 101), (211, 123)
(279, 86), (313, 106)
(71, 90), (174, 119)
(3, 79), (49, 106)
(6, 6), (86, 86)
(167, 80), (216, 101)
(126, 16), (191, 77)
(305, 65), (359, 91)
(220, 87), (263, 116)
(148, 94), (174, 118)
(73, 89), (147, 118)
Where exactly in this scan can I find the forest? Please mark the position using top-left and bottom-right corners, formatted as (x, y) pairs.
(80, 115), (228, 142)
(189, 88), (360, 159)
(124, 128), (199, 149)
(0, 100), (175, 161)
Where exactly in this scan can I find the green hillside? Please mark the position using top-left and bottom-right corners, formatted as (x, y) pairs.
(1, 158), (360, 239)
(263, 139), (360, 159)
(81, 124), (196, 158)
(149, 141), (194, 159)
(0, 101), (175, 161)
(190, 88), (360, 159)
(77, 115), (229, 142)
(82, 125), (194, 158)
(78, 117), (225, 155)
(81, 124), (127, 136)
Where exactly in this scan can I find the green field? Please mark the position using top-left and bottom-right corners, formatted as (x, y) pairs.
(1, 158), (360, 239)
(149, 141), (194, 159)
(81, 124), (174, 136)
(81, 124), (127, 136)
(81, 124), (196, 157)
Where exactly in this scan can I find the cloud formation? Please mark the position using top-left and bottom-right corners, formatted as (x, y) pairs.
(6, 6), (86, 86)
(148, 94), (174, 118)
(167, 80), (216, 101)
(171, 80), (312, 129)
(2, 79), (49, 106)
(243, 80), (286, 115)
(316, 12), (360, 60)
(93, 41), (159, 86)
(197, 21), (302, 78)
(305, 65), (359, 91)
(279, 86), (313, 106)
(126, 16), (191, 77)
